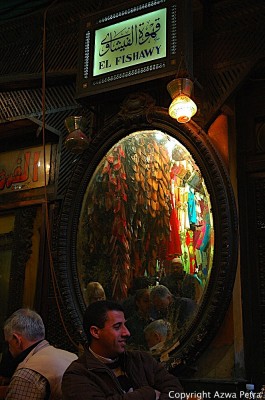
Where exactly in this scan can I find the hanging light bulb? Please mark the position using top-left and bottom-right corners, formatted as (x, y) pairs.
(167, 78), (197, 123)
(64, 116), (91, 154)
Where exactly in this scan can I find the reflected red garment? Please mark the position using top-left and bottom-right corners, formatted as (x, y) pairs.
(166, 199), (182, 259)
(195, 223), (206, 250)
(133, 247), (143, 276)
(193, 229), (201, 249)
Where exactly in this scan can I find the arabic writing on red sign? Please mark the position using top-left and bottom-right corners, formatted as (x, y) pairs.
(0, 150), (41, 191)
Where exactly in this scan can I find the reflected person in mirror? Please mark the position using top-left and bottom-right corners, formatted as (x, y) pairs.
(122, 276), (153, 319)
(126, 288), (154, 349)
(85, 281), (106, 306)
(181, 274), (204, 305)
(62, 300), (184, 399)
(144, 319), (172, 355)
(150, 284), (197, 335)
(79, 281), (107, 355)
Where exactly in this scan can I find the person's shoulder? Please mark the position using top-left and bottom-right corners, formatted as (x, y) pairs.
(41, 343), (77, 359)
(173, 296), (195, 306)
(63, 351), (106, 379)
(63, 353), (86, 374)
(51, 346), (78, 359)
(126, 312), (142, 325)
(179, 296), (197, 309)
(126, 349), (157, 364)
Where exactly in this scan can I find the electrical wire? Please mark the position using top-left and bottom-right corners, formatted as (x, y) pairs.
(41, 0), (79, 351)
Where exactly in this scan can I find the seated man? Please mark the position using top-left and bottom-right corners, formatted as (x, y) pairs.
(3, 308), (77, 400)
(150, 284), (197, 335)
(62, 300), (184, 399)
(126, 288), (154, 349)
(144, 319), (172, 354)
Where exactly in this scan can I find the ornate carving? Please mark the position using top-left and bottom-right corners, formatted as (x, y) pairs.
(7, 206), (37, 314)
(119, 92), (156, 116)
(256, 122), (265, 154)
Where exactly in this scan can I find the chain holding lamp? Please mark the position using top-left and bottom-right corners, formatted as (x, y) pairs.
(167, 77), (197, 123)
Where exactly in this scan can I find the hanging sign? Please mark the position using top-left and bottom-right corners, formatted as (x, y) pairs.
(93, 8), (167, 76)
(76, 0), (192, 99)
(0, 145), (51, 193)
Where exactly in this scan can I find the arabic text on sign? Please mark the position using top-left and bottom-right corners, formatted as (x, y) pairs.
(99, 18), (161, 56)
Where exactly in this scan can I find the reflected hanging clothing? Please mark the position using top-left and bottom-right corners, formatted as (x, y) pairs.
(200, 212), (211, 251)
(185, 230), (196, 274)
(166, 196), (182, 259)
(188, 189), (197, 225)
(178, 186), (190, 231)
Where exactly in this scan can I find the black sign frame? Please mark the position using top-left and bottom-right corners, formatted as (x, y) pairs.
(76, 0), (192, 100)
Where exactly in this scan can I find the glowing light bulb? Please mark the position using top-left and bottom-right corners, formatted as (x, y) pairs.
(168, 95), (197, 123)
(167, 78), (197, 123)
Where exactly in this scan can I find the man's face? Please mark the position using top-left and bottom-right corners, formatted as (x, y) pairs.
(94, 310), (130, 358)
(136, 291), (151, 316)
(145, 331), (161, 349)
(152, 294), (171, 314)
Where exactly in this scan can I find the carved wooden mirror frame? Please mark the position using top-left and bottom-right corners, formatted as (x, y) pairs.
(56, 92), (238, 373)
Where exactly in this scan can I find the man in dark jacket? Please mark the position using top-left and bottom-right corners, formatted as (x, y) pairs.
(62, 300), (184, 399)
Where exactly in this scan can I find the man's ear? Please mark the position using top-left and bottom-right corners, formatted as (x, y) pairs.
(13, 333), (23, 348)
(90, 326), (100, 339)
(167, 294), (173, 303)
(154, 332), (161, 343)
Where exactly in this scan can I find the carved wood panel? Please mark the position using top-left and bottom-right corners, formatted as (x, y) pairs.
(236, 80), (265, 386)
(7, 206), (37, 314)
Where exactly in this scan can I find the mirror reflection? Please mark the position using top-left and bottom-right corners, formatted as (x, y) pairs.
(77, 130), (214, 354)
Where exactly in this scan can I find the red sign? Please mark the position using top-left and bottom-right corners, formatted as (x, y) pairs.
(0, 145), (51, 193)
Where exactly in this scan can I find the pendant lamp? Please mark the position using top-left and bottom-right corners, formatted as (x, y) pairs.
(167, 78), (197, 123)
(64, 116), (91, 154)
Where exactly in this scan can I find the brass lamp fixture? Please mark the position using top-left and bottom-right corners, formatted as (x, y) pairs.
(167, 77), (197, 123)
(64, 116), (91, 154)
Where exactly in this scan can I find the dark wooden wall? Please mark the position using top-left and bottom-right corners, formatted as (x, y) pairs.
(236, 79), (265, 387)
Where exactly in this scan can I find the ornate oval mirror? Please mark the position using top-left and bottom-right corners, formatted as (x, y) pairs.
(57, 93), (238, 373)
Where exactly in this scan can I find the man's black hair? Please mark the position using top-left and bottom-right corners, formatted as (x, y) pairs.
(83, 300), (125, 344)
(128, 276), (153, 295)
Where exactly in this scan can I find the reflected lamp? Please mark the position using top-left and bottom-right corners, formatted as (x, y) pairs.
(167, 78), (197, 123)
(64, 116), (91, 154)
